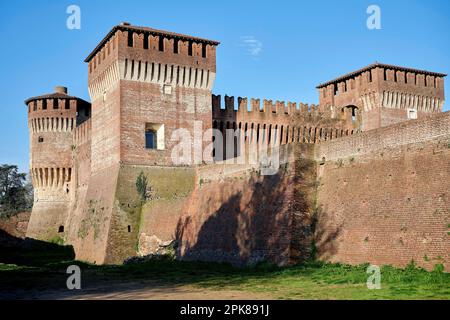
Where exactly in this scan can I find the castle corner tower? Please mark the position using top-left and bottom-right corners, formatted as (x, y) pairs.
(25, 87), (91, 241)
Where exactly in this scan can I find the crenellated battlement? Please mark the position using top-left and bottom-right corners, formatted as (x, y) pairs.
(86, 23), (219, 88)
(212, 94), (321, 116)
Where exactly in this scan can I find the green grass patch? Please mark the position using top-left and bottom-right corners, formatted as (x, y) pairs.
(0, 251), (449, 300)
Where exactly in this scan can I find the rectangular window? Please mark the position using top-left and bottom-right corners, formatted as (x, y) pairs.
(143, 34), (149, 49)
(158, 36), (164, 52)
(407, 108), (417, 120)
(188, 42), (193, 56)
(145, 123), (165, 150)
(173, 39), (179, 54)
(201, 43), (207, 58)
(127, 31), (133, 47)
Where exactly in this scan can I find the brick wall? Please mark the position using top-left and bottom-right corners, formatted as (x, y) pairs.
(315, 111), (450, 271)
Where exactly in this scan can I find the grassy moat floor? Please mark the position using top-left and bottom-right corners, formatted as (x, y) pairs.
(0, 241), (448, 300)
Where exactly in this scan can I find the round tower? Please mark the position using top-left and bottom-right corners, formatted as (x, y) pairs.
(24, 87), (90, 241)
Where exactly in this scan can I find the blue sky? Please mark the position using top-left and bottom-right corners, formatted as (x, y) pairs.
(0, 0), (449, 172)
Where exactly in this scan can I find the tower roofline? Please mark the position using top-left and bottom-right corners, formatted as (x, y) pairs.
(84, 22), (221, 63)
(316, 62), (447, 89)
(24, 88), (90, 106)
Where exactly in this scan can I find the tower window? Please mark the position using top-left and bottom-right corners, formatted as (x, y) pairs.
(127, 225), (131, 233)
(145, 130), (156, 149)
(202, 43), (207, 58)
(65, 99), (70, 110)
(42, 99), (47, 110)
(407, 108), (417, 119)
(58, 226), (64, 233)
(143, 34), (149, 49)
(188, 42), (193, 56)
(158, 36), (164, 52)
(127, 31), (134, 47)
(173, 40), (179, 54)
(38, 136), (44, 143)
(145, 123), (165, 150)
(53, 99), (59, 109)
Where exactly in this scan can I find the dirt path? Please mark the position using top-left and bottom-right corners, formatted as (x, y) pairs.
(3, 281), (273, 300)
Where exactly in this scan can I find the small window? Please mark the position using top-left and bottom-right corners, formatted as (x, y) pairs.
(201, 43), (207, 58)
(42, 99), (47, 110)
(38, 136), (44, 143)
(145, 123), (165, 150)
(143, 35), (149, 49)
(127, 225), (131, 233)
(33, 102), (37, 111)
(407, 108), (417, 119)
(159, 36), (164, 52)
(65, 99), (70, 110)
(173, 39), (179, 54)
(127, 31), (133, 47)
(58, 226), (64, 233)
(53, 99), (59, 109)
(188, 42), (193, 56)
(145, 130), (156, 149)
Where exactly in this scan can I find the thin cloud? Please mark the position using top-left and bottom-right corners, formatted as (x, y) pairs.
(240, 36), (263, 56)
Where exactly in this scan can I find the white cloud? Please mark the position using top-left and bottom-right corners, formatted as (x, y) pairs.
(240, 36), (263, 56)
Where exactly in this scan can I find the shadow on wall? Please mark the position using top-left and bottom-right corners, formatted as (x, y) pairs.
(174, 155), (335, 266)
(0, 229), (75, 267)
(313, 205), (343, 262)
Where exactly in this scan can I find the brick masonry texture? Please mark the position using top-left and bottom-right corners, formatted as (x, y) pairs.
(21, 23), (448, 270)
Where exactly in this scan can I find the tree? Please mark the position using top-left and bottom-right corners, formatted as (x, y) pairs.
(0, 164), (33, 218)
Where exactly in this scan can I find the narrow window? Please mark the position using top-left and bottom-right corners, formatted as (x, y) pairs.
(201, 43), (207, 58)
(173, 39), (179, 54)
(158, 36), (164, 52)
(188, 41), (193, 56)
(145, 130), (156, 149)
(65, 99), (70, 110)
(127, 31), (133, 47)
(42, 99), (47, 110)
(143, 34), (149, 49)
(53, 99), (59, 109)
(33, 102), (37, 111)
(127, 225), (131, 233)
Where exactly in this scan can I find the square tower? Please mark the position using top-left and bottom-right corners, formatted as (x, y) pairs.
(317, 63), (446, 131)
(85, 23), (220, 172)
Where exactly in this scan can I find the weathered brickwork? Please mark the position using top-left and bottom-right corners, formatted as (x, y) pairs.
(315, 112), (450, 271)
(23, 23), (448, 270)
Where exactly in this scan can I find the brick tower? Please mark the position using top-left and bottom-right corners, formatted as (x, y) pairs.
(69, 23), (220, 264)
(317, 63), (446, 131)
(25, 86), (91, 241)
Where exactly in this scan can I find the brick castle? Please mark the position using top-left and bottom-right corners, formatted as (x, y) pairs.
(24, 23), (449, 270)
